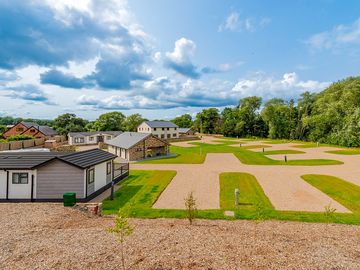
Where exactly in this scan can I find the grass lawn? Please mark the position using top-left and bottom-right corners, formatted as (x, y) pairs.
(139, 141), (342, 166)
(220, 172), (273, 210)
(326, 149), (360, 155)
(302, 174), (360, 213)
(263, 149), (305, 155)
(103, 170), (360, 224)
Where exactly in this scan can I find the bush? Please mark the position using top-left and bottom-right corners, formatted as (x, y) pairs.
(7, 135), (34, 141)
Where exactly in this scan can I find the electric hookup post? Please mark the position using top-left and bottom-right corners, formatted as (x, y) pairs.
(235, 188), (239, 206)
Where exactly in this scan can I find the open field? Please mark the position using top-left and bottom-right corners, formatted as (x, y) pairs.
(1, 204), (359, 269)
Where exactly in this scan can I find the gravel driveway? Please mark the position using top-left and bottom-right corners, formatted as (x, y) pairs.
(0, 204), (359, 270)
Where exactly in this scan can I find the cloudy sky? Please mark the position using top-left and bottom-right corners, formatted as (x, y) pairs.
(0, 0), (359, 120)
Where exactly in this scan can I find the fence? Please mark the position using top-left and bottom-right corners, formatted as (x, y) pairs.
(0, 135), (66, 151)
(114, 162), (129, 179)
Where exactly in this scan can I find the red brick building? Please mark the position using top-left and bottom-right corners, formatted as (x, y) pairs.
(3, 122), (57, 139)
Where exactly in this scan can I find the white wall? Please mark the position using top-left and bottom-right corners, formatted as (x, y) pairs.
(137, 123), (179, 138)
(0, 170), (7, 199)
(8, 170), (36, 199)
(69, 134), (116, 145)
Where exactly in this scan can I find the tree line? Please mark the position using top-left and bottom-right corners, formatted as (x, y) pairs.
(1, 76), (359, 147)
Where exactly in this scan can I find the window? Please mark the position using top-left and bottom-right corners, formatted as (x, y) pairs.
(107, 136), (111, 140)
(89, 137), (94, 141)
(12, 173), (29, 184)
(74, 137), (84, 143)
(167, 127), (169, 130)
(174, 127), (177, 130)
(16, 127), (24, 132)
(162, 128), (164, 131)
(30, 129), (36, 133)
(161, 134), (165, 139)
(173, 133), (176, 137)
(167, 134), (171, 138)
(106, 162), (112, 175)
(154, 128), (157, 131)
(88, 169), (95, 184)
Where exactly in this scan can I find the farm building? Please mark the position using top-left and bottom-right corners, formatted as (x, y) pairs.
(68, 131), (122, 145)
(107, 132), (170, 161)
(0, 149), (128, 202)
(178, 128), (196, 137)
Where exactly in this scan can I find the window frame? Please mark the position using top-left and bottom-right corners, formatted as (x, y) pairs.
(88, 169), (95, 184)
(12, 173), (29, 184)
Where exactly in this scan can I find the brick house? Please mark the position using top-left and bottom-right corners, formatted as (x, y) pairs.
(107, 132), (169, 161)
(3, 122), (57, 139)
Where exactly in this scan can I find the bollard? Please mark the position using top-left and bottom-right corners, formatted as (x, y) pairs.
(317, 142), (319, 147)
(110, 181), (114, 200)
(262, 148), (265, 153)
(284, 155), (287, 162)
(234, 188), (239, 205)
(240, 143), (242, 147)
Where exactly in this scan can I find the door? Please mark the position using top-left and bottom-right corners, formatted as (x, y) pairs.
(97, 136), (104, 143)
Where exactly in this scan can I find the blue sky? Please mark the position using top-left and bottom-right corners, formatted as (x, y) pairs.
(0, 0), (359, 120)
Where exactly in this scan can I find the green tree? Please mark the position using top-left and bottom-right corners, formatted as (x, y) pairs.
(124, 113), (146, 131)
(53, 113), (88, 135)
(93, 112), (125, 131)
(172, 114), (193, 128)
(194, 108), (221, 134)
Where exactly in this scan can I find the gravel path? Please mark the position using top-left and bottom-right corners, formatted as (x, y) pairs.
(0, 204), (359, 270)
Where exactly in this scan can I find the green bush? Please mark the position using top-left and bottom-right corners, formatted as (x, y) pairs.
(7, 135), (34, 141)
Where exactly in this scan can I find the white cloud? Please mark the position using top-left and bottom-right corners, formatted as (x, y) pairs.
(219, 11), (271, 32)
(306, 18), (360, 51)
(232, 72), (330, 100)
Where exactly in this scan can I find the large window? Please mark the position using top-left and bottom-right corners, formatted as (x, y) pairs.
(12, 173), (29, 184)
(89, 137), (94, 141)
(88, 169), (95, 184)
(106, 162), (112, 175)
(74, 137), (84, 143)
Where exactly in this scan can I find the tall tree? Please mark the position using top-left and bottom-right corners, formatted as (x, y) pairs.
(171, 114), (193, 128)
(93, 112), (126, 131)
(194, 108), (221, 134)
(124, 113), (146, 131)
(53, 113), (88, 135)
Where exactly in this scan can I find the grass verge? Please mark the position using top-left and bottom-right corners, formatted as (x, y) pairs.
(326, 149), (360, 155)
(302, 174), (360, 213)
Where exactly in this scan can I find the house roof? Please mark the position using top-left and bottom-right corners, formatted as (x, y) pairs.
(0, 149), (118, 170)
(178, 128), (192, 133)
(37, 126), (58, 136)
(68, 131), (122, 137)
(143, 121), (178, 128)
(21, 121), (39, 128)
(106, 132), (151, 149)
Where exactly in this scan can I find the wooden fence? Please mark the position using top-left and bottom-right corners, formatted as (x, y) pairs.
(0, 135), (66, 151)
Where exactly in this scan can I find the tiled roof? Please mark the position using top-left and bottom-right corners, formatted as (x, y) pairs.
(68, 131), (122, 137)
(106, 132), (151, 149)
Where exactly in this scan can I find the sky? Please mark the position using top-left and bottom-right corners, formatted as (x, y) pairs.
(0, 0), (360, 120)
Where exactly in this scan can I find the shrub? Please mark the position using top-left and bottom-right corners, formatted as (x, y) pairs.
(7, 135), (34, 141)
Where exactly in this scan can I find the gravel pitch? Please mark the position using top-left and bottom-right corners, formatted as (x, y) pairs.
(1, 203), (359, 270)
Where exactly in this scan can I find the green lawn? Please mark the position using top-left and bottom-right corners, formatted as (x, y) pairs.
(138, 141), (342, 166)
(326, 149), (360, 155)
(302, 174), (360, 213)
(103, 170), (360, 224)
(263, 149), (305, 155)
(102, 170), (177, 215)
(220, 172), (273, 210)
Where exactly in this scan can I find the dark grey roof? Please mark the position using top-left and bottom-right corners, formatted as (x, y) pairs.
(107, 132), (151, 149)
(68, 131), (122, 137)
(178, 128), (192, 133)
(38, 126), (57, 136)
(60, 149), (117, 169)
(144, 121), (178, 128)
(0, 149), (117, 170)
(21, 121), (39, 128)
(0, 152), (66, 169)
